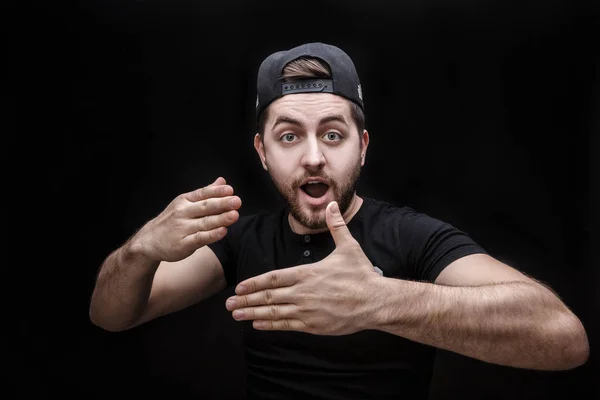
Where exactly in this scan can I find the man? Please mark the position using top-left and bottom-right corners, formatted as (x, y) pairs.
(89, 42), (589, 399)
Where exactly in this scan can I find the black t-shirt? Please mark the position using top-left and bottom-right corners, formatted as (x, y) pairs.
(208, 197), (486, 399)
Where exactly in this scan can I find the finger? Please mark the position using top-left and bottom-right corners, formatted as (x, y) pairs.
(184, 181), (233, 202)
(235, 267), (301, 295)
(252, 319), (307, 332)
(326, 201), (356, 248)
(231, 303), (298, 321)
(185, 209), (239, 235)
(226, 286), (293, 311)
(209, 177), (226, 186)
(187, 195), (241, 218)
(182, 226), (227, 248)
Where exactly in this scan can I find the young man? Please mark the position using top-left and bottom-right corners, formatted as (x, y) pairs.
(89, 42), (589, 399)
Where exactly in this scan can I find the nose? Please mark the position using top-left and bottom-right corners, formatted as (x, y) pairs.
(300, 136), (326, 171)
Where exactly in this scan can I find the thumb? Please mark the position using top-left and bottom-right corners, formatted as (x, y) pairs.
(326, 201), (355, 247)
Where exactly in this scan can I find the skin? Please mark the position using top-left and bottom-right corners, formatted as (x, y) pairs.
(89, 89), (589, 371)
(254, 93), (368, 235)
(89, 177), (242, 331)
(224, 92), (591, 371)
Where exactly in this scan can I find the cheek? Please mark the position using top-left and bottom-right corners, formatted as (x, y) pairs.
(266, 155), (296, 186)
(269, 149), (300, 172)
(326, 152), (359, 175)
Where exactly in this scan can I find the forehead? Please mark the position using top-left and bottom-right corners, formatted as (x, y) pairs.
(267, 93), (352, 125)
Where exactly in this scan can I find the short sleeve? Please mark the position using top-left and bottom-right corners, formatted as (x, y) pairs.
(397, 212), (487, 282)
(206, 215), (254, 288)
(206, 234), (236, 288)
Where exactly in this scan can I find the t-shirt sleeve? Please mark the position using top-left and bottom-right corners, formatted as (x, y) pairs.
(206, 215), (253, 288)
(206, 232), (237, 288)
(396, 211), (488, 282)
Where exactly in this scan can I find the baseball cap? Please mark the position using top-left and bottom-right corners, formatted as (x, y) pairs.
(255, 42), (364, 121)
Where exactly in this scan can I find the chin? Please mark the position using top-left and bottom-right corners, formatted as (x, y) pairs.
(295, 208), (328, 230)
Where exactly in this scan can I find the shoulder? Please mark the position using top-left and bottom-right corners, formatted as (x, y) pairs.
(358, 197), (451, 237)
(358, 196), (422, 223)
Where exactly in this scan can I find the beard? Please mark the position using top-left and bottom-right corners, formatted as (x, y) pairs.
(268, 156), (362, 230)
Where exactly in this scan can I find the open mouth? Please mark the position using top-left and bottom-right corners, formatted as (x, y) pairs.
(300, 182), (330, 198)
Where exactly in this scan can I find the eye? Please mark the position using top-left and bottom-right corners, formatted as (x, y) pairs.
(324, 132), (342, 141)
(280, 133), (297, 143)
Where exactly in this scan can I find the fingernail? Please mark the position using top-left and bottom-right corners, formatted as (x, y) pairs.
(233, 310), (244, 320)
(226, 298), (236, 310)
(236, 285), (247, 295)
(229, 198), (238, 207)
(330, 202), (339, 214)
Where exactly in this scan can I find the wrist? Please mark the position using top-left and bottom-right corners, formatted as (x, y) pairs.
(122, 234), (159, 266)
(363, 276), (399, 331)
(366, 277), (417, 332)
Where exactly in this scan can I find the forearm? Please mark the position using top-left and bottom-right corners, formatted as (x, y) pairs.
(89, 239), (160, 332)
(369, 278), (589, 370)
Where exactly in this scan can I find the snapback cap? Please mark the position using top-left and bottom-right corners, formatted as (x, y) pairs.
(255, 42), (364, 121)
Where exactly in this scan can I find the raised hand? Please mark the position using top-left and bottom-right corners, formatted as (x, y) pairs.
(225, 201), (383, 336)
(133, 177), (241, 262)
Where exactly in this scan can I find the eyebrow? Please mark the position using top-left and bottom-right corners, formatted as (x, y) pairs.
(271, 114), (348, 130)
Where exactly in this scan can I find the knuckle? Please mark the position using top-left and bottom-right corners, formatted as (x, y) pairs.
(206, 229), (218, 244)
(283, 319), (291, 330)
(269, 272), (279, 289)
(263, 289), (273, 305)
(270, 305), (279, 320)
(200, 199), (209, 211)
(173, 205), (186, 216)
(198, 217), (208, 232)
(209, 218), (218, 232)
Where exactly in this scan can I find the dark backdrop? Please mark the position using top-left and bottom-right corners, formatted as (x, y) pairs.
(9, 0), (598, 399)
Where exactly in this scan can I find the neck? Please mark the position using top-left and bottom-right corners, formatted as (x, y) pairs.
(288, 194), (363, 235)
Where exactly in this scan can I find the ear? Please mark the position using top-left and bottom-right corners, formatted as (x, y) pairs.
(360, 129), (370, 167)
(253, 133), (268, 171)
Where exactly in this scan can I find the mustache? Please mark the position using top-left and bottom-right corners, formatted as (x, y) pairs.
(294, 175), (333, 188)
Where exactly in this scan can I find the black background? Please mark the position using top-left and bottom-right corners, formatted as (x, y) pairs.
(8, 0), (599, 399)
